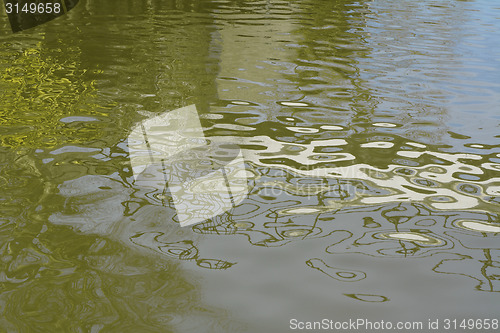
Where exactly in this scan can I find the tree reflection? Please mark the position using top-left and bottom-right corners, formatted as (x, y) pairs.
(0, 0), (240, 331)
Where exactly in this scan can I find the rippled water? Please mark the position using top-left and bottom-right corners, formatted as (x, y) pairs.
(1, 0), (499, 332)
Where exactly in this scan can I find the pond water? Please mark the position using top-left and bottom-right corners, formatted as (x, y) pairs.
(0, 0), (499, 332)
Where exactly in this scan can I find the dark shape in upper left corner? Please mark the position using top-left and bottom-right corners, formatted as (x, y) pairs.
(3, 0), (79, 33)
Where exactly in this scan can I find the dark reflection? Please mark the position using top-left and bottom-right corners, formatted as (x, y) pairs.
(434, 249), (500, 293)
(0, 0), (242, 331)
(130, 232), (235, 270)
(1, 0), (221, 150)
(0, 232), (240, 331)
(344, 293), (389, 303)
(286, 0), (375, 127)
(306, 258), (366, 282)
(5, 0), (79, 33)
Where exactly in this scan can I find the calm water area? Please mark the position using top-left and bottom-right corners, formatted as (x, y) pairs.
(0, 0), (499, 332)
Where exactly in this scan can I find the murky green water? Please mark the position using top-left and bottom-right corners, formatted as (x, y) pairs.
(1, 0), (499, 332)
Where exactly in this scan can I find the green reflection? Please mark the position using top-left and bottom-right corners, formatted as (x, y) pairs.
(0, 0), (499, 331)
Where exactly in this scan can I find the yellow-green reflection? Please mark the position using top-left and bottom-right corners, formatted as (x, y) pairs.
(1, 0), (499, 331)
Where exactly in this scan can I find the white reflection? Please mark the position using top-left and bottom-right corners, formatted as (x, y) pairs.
(456, 220), (500, 233)
(360, 141), (394, 148)
(126, 105), (500, 227)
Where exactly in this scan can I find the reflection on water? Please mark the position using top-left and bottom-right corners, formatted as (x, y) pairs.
(344, 294), (389, 303)
(1, 0), (499, 331)
(306, 258), (367, 282)
(127, 104), (249, 227)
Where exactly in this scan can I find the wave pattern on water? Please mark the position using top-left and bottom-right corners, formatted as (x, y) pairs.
(1, 0), (500, 331)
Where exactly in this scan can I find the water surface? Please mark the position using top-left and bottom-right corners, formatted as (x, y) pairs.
(0, 0), (499, 332)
